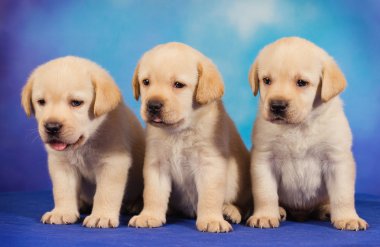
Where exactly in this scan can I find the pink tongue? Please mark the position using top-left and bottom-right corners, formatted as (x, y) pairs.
(49, 142), (67, 151)
(153, 117), (162, 123)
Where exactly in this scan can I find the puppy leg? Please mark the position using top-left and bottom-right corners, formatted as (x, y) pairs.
(327, 152), (368, 231)
(247, 151), (281, 228)
(42, 156), (80, 224)
(83, 155), (130, 228)
(128, 159), (171, 228)
(195, 158), (232, 233)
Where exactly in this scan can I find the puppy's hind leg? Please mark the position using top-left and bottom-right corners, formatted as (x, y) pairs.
(223, 203), (242, 224)
(279, 206), (287, 221)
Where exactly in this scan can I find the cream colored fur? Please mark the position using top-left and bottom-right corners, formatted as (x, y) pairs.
(21, 56), (145, 228)
(128, 42), (251, 233)
(247, 37), (367, 231)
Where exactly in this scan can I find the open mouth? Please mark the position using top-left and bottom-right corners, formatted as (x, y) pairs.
(47, 135), (84, 151)
(151, 116), (164, 124)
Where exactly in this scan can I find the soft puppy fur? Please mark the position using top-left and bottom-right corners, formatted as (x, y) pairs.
(128, 42), (251, 233)
(247, 37), (368, 230)
(21, 56), (145, 228)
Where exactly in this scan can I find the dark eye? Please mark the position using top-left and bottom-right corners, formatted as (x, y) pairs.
(70, 100), (83, 107)
(297, 79), (308, 87)
(263, 77), (271, 85)
(142, 79), (150, 86)
(174, 81), (185, 88)
(37, 99), (46, 106)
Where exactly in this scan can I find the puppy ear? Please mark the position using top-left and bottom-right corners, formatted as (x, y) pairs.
(21, 74), (34, 117)
(195, 57), (224, 104)
(91, 66), (121, 117)
(321, 56), (347, 102)
(132, 63), (140, 100)
(248, 60), (259, 96)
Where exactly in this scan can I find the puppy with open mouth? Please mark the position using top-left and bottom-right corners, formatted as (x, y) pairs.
(21, 56), (145, 228)
(128, 42), (251, 233)
(247, 37), (368, 230)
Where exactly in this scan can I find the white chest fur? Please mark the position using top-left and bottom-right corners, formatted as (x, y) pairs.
(154, 129), (203, 217)
(270, 124), (329, 209)
(65, 146), (100, 183)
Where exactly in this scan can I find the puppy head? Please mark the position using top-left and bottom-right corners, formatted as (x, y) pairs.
(21, 56), (121, 151)
(249, 37), (346, 124)
(132, 42), (224, 130)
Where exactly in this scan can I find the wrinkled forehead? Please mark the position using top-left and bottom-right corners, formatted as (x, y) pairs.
(138, 47), (199, 83)
(32, 65), (93, 98)
(258, 42), (323, 78)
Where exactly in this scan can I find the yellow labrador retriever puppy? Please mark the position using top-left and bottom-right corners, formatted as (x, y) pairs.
(247, 37), (368, 230)
(128, 42), (251, 233)
(21, 56), (144, 228)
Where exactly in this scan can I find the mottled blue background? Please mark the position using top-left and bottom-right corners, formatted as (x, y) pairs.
(1, 0), (379, 195)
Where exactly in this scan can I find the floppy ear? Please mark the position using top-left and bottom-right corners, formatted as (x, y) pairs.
(21, 74), (34, 117)
(195, 57), (224, 104)
(91, 66), (121, 117)
(248, 60), (259, 96)
(321, 56), (347, 102)
(132, 63), (140, 100)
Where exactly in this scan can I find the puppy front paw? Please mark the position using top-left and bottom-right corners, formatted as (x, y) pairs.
(41, 209), (79, 224)
(196, 217), (232, 233)
(332, 217), (368, 231)
(128, 214), (165, 228)
(223, 204), (242, 224)
(83, 214), (119, 228)
(247, 214), (280, 228)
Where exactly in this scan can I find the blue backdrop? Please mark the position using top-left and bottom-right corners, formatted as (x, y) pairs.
(1, 0), (379, 195)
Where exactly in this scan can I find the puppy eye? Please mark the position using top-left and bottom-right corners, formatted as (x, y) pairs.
(142, 79), (150, 86)
(37, 99), (46, 106)
(263, 77), (271, 85)
(174, 81), (185, 89)
(70, 100), (83, 107)
(296, 79), (309, 87)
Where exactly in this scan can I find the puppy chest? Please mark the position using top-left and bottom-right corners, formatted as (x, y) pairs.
(272, 150), (328, 207)
(163, 139), (201, 216)
(65, 149), (98, 183)
(161, 135), (201, 184)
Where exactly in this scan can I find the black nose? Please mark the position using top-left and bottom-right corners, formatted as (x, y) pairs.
(147, 100), (163, 114)
(270, 100), (288, 114)
(44, 122), (62, 135)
